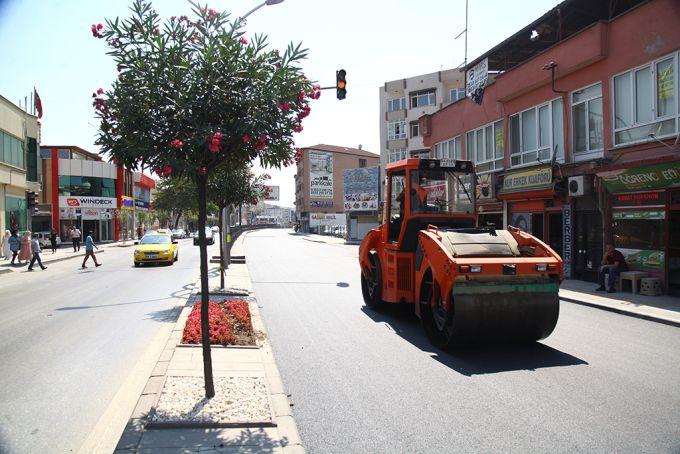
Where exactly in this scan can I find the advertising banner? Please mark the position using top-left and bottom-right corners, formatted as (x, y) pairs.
(501, 167), (552, 193)
(309, 212), (346, 228)
(309, 150), (334, 199)
(619, 248), (665, 270)
(135, 200), (150, 211)
(59, 196), (118, 209)
(343, 166), (379, 211)
(476, 173), (495, 200)
(599, 161), (680, 192)
(466, 57), (488, 104)
(120, 196), (135, 210)
(510, 212), (532, 233)
(612, 210), (665, 220)
(264, 185), (280, 201)
(81, 208), (101, 220)
(310, 201), (333, 208)
(612, 191), (665, 207)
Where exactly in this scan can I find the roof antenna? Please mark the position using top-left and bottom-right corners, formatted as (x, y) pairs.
(454, 0), (468, 70)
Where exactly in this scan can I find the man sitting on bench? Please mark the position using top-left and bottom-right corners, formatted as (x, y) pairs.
(596, 243), (628, 293)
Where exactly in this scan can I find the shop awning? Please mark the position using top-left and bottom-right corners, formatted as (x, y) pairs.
(597, 160), (680, 193)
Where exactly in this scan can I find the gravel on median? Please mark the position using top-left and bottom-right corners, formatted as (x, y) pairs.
(152, 375), (272, 425)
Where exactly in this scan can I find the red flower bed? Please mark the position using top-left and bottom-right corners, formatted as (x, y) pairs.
(181, 299), (254, 346)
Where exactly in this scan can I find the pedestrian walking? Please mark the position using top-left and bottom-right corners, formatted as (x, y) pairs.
(18, 232), (32, 265)
(71, 225), (82, 252)
(49, 228), (58, 254)
(2, 230), (11, 260)
(8, 230), (20, 263)
(82, 231), (101, 268)
(27, 233), (47, 271)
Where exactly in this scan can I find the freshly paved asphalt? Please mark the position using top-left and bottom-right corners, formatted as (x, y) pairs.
(0, 238), (209, 454)
(246, 229), (680, 454)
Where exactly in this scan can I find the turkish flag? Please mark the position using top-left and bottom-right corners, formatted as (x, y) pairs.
(34, 88), (43, 119)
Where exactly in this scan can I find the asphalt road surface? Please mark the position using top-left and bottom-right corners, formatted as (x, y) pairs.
(0, 238), (209, 453)
(246, 228), (680, 454)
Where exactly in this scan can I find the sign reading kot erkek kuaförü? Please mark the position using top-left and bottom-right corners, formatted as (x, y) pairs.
(501, 167), (553, 192)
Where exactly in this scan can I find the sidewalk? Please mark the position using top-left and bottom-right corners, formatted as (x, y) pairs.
(111, 231), (304, 453)
(560, 279), (680, 327)
(0, 240), (135, 274)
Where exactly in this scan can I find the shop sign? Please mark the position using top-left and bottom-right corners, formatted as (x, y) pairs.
(477, 203), (502, 213)
(309, 212), (346, 228)
(612, 191), (665, 207)
(476, 173), (495, 200)
(134, 200), (150, 211)
(562, 204), (572, 279)
(309, 150), (333, 199)
(343, 166), (379, 211)
(59, 196), (117, 209)
(120, 196), (135, 210)
(599, 161), (680, 192)
(59, 207), (77, 219)
(310, 201), (333, 208)
(619, 248), (664, 271)
(82, 208), (101, 220)
(501, 167), (552, 193)
(612, 210), (665, 220)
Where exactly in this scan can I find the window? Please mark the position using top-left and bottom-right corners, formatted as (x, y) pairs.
(509, 99), (564, 167)
(359, 158), (367, 168)
(58, 176), (116, 197)
(387, 97), (406, 112)
(434, 136), (461, 160)
(0, 130), (25, 169)
(27, 138), (38, 182)
(410, 89), (436, 108)
(410, 122), (420, 138)
(465, 121), (504, 174)
(39, 149), (52, 159)
(388, 120), (407, 140)
(449, 87), (466, 102)
(387, 171), (406, 243)
(57, 149), (70, 159)
(613, 52), (678, 146)
(4, 195), (26, 232)
(571, 83), (603, 156)
(388, 148), (408, 163)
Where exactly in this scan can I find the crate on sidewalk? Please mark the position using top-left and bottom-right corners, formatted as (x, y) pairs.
(639, 277), (662, 296)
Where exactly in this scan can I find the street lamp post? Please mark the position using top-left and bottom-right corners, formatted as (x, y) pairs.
(237, 0), (284, 25)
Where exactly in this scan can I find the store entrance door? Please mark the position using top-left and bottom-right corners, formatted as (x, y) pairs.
(83, 220), (99, 242)
(547, 212), (563, 258)
(573, 210), (602, 282)
(669, 203), (680, 296)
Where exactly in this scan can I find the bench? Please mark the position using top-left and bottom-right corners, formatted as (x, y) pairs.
(619, 271), (649, 294)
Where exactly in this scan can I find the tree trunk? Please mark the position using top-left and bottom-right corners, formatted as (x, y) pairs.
(219, 207), (225, 289)
(197, 177), (215, 398)
(173, 209), (183, 230)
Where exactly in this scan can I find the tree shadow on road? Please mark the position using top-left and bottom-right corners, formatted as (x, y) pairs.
(361, 305), (588, 376)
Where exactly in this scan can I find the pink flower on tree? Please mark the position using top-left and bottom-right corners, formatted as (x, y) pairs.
(293, 123), (303, 133)
(162, 164), (172, 177)
(90, 24), (102, 38)
(208, 137), (220, 153)
(96, 88), (104, 95)
(213, 131), (223, 140)
(198, 166), (208, 175)
(170, 139), (184, 149)
(97, 23), (103, 30)
(242, 134), (251, 143)
(239, 36), (248, 45)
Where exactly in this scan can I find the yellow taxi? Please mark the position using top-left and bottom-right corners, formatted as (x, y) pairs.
(133, 233), (178, 267)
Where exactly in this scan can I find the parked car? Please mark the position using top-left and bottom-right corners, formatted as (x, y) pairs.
(211, 225), (220, 233)
(171, 228), (186, 240)
(193, 227), (215, 246)
(35, 232), (62, 249)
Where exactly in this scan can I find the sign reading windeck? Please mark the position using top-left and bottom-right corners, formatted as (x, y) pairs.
(59, 196), (117, 209)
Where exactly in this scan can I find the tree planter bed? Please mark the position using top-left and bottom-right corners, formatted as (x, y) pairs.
(181, 297), (257, 346)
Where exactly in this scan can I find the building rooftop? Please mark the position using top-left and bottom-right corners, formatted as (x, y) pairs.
(466, 0), (647, 73)
(40, 145), (103, 161)
(302, 144), (379, 159)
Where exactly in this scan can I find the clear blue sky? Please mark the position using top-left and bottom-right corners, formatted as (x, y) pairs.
(0, 0), (560, 206)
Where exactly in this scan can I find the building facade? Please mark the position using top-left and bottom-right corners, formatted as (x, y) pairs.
(419, 0), (680, 293)
(379, 68), (466, 168)
(1, 95), (41, 234)
(294, 144), (379, 233)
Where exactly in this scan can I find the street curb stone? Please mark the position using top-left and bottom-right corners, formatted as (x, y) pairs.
(560, 297), (680, 328)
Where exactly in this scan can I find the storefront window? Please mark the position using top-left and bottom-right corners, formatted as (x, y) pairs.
(58, 176), (116, 197)
(5, 195), (27, 232)
(613, 211), (665, 271)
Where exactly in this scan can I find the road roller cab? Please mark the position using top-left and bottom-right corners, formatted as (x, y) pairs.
(359, 158), (563, 348)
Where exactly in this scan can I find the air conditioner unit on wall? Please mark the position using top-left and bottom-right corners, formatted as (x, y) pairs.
(568, 175), (593, 197)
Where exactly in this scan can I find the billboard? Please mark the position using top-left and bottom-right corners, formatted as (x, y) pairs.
(264, 185), (280, 201)
(310, 212), (346, 228)
(309, 150), (333, 199)
(343, 166), (379, 211)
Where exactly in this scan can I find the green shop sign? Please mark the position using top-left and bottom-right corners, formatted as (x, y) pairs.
(599, 161), (680, 192)
(619, 248), (664, 271)
(612, 210), (665, 220)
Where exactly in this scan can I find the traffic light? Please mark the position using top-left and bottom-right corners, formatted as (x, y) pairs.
(336, 69), (347, 100)
(27, 191), (37, 214)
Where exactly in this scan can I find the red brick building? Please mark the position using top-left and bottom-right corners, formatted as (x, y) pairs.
(420, 0), (680, 293)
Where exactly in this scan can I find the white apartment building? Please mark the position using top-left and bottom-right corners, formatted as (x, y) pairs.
(379, 68), (466, 170)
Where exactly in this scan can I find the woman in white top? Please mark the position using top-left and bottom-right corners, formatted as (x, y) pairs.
(2, 230), (11, 260)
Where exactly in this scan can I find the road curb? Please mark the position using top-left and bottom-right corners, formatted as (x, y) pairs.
(560, 297), (680, 328)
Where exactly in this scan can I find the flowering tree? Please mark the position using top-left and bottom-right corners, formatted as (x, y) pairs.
(92, 0), (317, 397)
